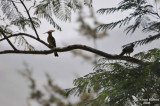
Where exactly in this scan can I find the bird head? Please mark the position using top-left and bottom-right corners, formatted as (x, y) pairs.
(44, 30), (55, 34)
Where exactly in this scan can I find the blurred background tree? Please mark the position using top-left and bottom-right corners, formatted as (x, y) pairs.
(70, 5), (107, 64)
(19, 63), (96, 106)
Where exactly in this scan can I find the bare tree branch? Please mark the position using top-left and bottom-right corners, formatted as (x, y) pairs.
(19, 0), (40, 39)
(0, 44), (143, 64)
(0, 33), (50, 48)
(0, 29), (17, 51)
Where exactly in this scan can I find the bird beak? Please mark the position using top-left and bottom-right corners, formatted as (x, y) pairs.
(43, 30), (55, 34)
(43, 32), (47, 34)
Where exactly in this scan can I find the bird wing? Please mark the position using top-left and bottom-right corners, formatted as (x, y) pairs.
(47, 36), (56, 47)
(123, 45), (133, 53)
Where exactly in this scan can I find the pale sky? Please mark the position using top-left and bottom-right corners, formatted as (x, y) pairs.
(0, 0), (159, 106)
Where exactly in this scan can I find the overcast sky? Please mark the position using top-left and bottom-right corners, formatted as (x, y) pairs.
(0, 0), (160, 106)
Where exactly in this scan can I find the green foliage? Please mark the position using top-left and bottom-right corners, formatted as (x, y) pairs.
(0, 25), (13, 37)
(97, 0), (152, 32)
(134, 48), (160, 62)
(14, 35), (35, 51)
(11, 17), (41, 31)
(122, 33), (160, 48)
(34, 0), (64, 31)
(0, 0), (23, 21)
(97, 0), (160, 46)
(67, 48), (160, 106)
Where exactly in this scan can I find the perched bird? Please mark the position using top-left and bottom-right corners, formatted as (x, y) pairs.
(44, 30), (58, 57)
(119, 43), (135, 56)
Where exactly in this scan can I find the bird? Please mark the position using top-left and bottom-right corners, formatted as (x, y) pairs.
(44, 30), (58, 57)
(119, 43), (135, 56)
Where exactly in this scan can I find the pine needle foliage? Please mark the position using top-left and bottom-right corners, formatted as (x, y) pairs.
(97, 0), (160, 46)
(67, 48), (160, 106)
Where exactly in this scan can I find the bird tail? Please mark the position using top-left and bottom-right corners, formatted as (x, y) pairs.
(119, 51), (125, 56)
(54, 52), (58, 57)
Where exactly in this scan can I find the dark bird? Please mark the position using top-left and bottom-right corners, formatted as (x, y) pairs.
(44, 30), (58, 57)
(120, 43), (135, 56)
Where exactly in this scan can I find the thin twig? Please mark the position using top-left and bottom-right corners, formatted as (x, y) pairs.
(28, 0), (36, 11)
(19, 0), (40, 39)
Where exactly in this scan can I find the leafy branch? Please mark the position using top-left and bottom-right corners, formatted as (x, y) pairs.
(14, 35), (35, 51)
(123, 33), (160, 48)
(97, 0), (160, 47)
